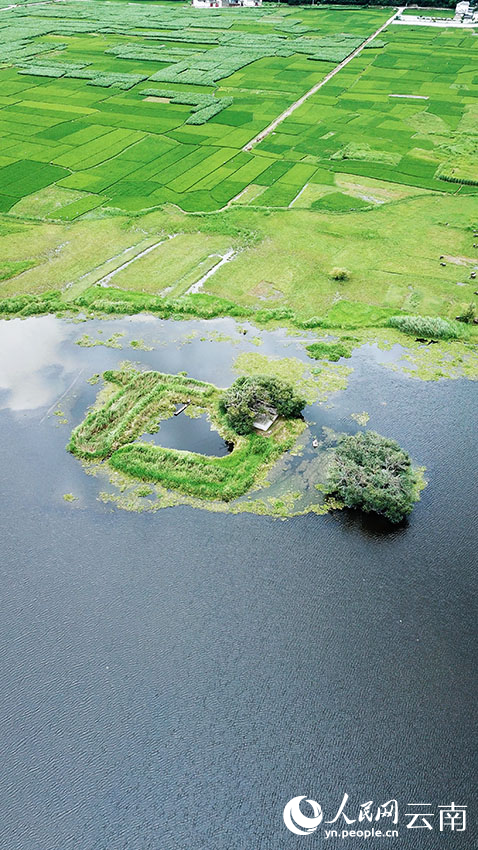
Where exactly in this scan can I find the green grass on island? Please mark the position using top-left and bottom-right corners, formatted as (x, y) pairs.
(68, 367), (306, 502)
(67, 358), (427, 521)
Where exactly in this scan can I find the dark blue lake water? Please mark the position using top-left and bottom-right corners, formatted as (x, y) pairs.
(0, 315), (476, 849)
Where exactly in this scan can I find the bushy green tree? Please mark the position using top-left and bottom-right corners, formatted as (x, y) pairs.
(326, 430), (420, 523)
(330, 267), (350, 282)
(220, 375), (305, 435)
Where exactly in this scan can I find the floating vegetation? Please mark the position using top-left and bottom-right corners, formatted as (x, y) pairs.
(306, 340), (354, 362)
(232, 351), (352, 403)
(130, 339), (153, 351)
(356, 329), (478, 382)
(136, 485), (154, 498)
(351, 411), (370, 426)
(399, 341), (478, 382)
(75, 332), (124, 348)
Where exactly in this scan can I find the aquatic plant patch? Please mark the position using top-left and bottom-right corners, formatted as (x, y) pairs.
(388, 314), (467, 341)
(306, 340), (354, 362)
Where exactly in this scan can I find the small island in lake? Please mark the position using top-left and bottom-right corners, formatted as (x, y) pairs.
(68, 368), (306, 503)
(325, 430), (425, 524)
(69, 366), (424, 522)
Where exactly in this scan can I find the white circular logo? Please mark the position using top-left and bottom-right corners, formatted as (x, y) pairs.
(283, 796), (323, 835)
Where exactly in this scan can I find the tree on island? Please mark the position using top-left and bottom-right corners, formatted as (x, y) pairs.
(325, 430), (421, 524)
(220, 375), (306, 435)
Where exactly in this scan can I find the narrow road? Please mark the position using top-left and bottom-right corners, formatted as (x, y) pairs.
(243, 7), (404, 152)
(0, 1), (59, 12)
(394, 16), (478, 27)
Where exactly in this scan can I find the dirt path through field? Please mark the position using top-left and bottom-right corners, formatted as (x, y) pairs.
(243, 7), (404, 152)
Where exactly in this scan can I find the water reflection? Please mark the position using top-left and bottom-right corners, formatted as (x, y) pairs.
(0, 312), (442, 510)
(0, 316), (78, 411)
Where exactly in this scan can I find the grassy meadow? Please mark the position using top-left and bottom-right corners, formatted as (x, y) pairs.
(1, 190), (478, 324)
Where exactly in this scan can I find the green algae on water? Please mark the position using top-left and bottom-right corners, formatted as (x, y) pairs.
(233, 351), (353, 403)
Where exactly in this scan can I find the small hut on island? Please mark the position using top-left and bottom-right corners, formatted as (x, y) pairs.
(252, 409), (278, 433)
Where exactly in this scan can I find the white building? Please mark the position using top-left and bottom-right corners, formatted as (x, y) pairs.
(455, 1), (470, 17)
(193, 0), (261, 7)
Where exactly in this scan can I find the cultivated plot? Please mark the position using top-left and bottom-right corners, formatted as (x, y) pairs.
(0, 2), (390, 215)
(255, 24), (478, 198)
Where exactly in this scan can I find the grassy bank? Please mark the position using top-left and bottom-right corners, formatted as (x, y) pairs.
(1, 189), (478, 328)
(108, 431), (295, 502)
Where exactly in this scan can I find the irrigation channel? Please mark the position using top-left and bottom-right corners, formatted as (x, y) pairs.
(0, 313), (476, 849)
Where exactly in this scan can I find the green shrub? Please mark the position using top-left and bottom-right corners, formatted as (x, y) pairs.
(330, 267), (350, 282)
(298, 317), (325, 329)
(326, 431), (422, 524)
(220, 375), (305, 436)
(456, 302), (476, 324)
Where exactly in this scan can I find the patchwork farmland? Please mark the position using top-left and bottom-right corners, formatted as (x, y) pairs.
(0, 3), (476, 217)
(257, 23), (478, 199)
(0, 3), (391, 215)
(0, 1), (477, 330)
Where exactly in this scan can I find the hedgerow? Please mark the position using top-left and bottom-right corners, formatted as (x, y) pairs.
(437, 173), (478, 187)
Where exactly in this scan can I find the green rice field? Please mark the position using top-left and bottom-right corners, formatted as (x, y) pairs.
(1, 3), (476, 217)
(255, 24), (478, 193)
(0, 2), (391, 215)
